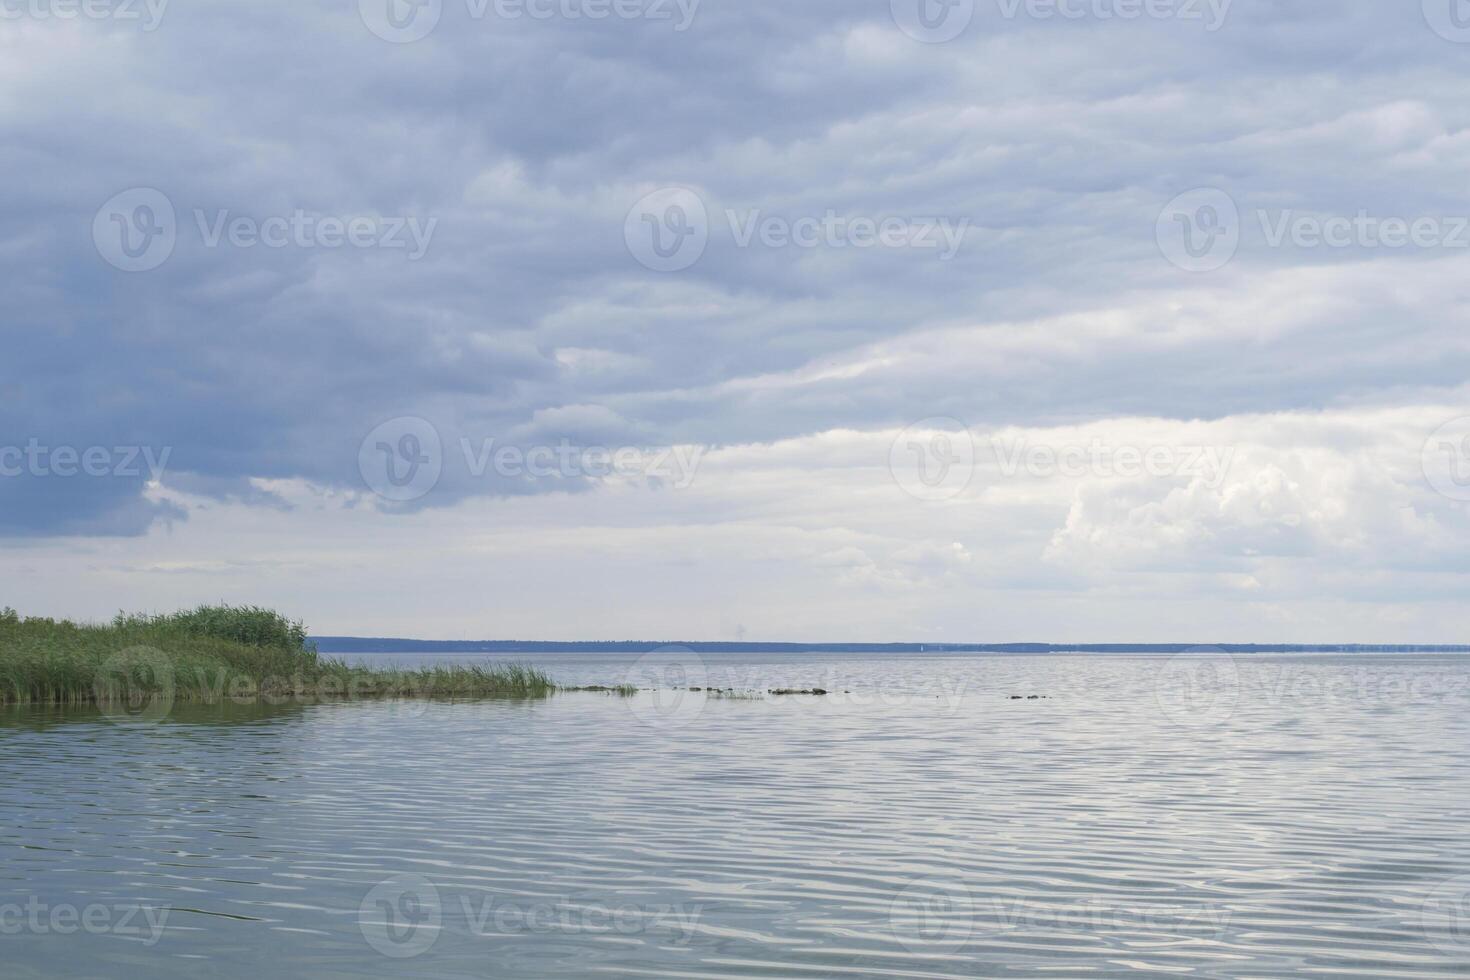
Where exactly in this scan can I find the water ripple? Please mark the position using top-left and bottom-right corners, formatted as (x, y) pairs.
(1, 652), (1468, 978)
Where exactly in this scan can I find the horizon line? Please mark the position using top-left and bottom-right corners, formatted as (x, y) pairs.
(310, 636), (1470, 653)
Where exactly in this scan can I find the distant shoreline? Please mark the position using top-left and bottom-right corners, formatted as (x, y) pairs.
(313, 638), (1470, 655)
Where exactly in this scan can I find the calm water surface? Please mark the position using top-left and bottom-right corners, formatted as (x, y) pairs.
(3, 652), (1470, 978)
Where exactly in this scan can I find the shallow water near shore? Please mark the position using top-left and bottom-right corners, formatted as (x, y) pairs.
(3, 651), (1470, 978)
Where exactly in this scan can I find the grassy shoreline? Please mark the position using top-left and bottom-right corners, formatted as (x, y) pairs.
(0, 605), (560, 707)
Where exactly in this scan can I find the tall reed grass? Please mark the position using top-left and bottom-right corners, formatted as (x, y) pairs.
(0, 605), (556, 707)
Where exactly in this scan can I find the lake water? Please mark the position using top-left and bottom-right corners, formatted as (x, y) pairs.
(4, 651), (1470, 978)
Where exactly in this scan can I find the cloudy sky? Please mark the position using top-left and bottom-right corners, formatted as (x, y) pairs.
(4, 0), (1470, 641)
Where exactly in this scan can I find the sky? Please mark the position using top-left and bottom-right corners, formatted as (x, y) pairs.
(3, 0), (1470, 641)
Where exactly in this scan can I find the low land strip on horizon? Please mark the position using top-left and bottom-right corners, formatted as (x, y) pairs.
(313, 639), (1470, 654)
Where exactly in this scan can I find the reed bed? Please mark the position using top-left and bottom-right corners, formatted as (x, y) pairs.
(0, 605), (557, 707)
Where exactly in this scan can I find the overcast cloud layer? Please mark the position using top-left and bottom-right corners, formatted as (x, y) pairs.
(3, 0), (1470, 640)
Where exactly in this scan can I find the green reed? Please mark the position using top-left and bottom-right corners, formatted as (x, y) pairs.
(0, 605), (557, 706)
